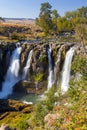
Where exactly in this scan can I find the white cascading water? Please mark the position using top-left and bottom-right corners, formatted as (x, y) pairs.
(61, 47), (74, 93)
(22, 50), (33, 79)
(0, 47), (22, 99)
(54, 47), (61, 86)
(47, 47), (54, 89)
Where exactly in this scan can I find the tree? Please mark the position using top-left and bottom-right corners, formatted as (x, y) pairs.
(0, 17), (5, 22)
(36, 2), (53, 34)
(75, 24), (87, 46)
(57, 17), (73, 33)
(65, 7), (87, 20)
(33, 72), (44, 90)
(77, 6), (87, 18)
(52, 9), (60, 33)
(65, 10), (78, 20)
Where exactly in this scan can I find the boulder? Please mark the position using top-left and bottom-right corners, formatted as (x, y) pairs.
(44, 113), (60, 128)
(0, 99), (33, 113)
(0, 124), (15, 130)
(13, 80), (47, 94)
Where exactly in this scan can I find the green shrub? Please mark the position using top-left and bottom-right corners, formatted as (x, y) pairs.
(68, 79), (87, 102)
(39, 55), (47, 63)
(0, 27), (5, 34)
(33, 72), (44, 82)
(34, 102), (47, 126)
(10, 32), (26, 40)
(11, 114), (30, 130)
(32, 86), (59, 126)
(16, 119), (29, 130)
(71, 55), (87, 79)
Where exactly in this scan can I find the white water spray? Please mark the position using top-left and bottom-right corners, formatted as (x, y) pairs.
(22, 50), (33, 79)
(0, 47), (22, 99)
(47, 47), (54, 89)
(61, 47), (74, 93)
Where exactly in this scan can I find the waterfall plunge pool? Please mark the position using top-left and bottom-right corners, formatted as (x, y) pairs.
(8, 92), (40, 104)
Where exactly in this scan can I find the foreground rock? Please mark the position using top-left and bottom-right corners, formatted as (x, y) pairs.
(0, 99), (33, 130)
(44, 113), (61, 128)
(0, 99), (33, 114)
(0, 124), (16, 130)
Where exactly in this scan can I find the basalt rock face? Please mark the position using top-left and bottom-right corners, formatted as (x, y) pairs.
(0, 40), (86, 94)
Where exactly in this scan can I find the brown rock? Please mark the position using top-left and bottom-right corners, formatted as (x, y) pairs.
(0, 99), (33, 113)
(0, 124), (16, 130)
(44, 113), (60, 127)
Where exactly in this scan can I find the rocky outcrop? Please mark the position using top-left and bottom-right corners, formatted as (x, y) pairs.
(0, 99), (33, 130)
(13, 80), (47, 94)
(44, 113), (61, 128)
(0, 99), (33, 113)
(0, 40), (86, 95)
(0, 124), (16, 130)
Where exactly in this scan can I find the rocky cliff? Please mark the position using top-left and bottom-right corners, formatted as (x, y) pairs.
(0, 40), (86, 96)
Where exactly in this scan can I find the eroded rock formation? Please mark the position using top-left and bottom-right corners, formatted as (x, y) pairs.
(0, 40), (86, 96)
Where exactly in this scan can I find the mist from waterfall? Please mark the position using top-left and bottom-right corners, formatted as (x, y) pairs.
(47, 47), (54, 89)
(0, 47), (22, 99)
(61, 47), (74, 93)
(22, 50), (33, 79)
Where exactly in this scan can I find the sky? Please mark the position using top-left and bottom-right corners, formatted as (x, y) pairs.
(0, 0), (87, 19)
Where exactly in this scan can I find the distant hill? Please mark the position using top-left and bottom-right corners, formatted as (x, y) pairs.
(4, 18), (35, 21)
(0, 17), (5, 22)
(3, 18), (35, 25)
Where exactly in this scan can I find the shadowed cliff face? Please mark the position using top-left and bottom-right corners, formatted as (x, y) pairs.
(0, 40), (86, 96)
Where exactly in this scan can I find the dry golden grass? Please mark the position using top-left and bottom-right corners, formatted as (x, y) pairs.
(0, 20), (39, 30)
(0, 20), (42, 42)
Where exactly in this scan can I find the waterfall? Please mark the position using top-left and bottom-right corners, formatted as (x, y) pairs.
(54, 47), (61, 86)
(0, 47), (22, 99)
(47, 47), (54, 89)
(61, 47), (74, 93)
(22, 50), (33, 79)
